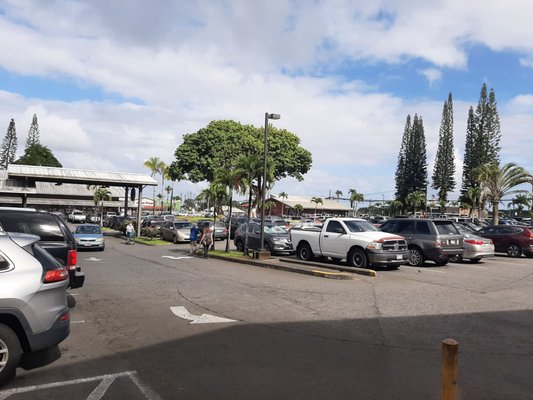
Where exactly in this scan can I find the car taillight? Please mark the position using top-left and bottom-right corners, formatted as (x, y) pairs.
(526, 229), (533, 238)
(465, 239), (485, 245)
(433, 240), (442, 248)
(59, 311), (69, 321)
(67, 249), (77, 270)
(44, 268), (69, 283)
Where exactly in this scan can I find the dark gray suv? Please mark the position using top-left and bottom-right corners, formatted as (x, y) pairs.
(380, 218), (464, 266)
(0, 207), (84, 289)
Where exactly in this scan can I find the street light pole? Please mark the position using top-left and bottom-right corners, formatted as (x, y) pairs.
(260, 112), (280, 252)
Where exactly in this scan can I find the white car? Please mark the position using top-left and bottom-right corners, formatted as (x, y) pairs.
(68, 210), (86, 223)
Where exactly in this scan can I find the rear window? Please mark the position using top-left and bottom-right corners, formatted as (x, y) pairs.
(434, 221), (459, 235)
(174, 222), (192, 229)
(0, 212), (64, 242)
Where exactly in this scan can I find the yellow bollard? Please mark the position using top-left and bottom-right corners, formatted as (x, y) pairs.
(441, 338), (458, 400)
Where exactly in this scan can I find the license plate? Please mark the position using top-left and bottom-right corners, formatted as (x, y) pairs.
(396, 255), (403, 260)
(449, 240), (458, 245)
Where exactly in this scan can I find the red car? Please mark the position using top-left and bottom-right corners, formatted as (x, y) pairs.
(476, 225), (533, 258)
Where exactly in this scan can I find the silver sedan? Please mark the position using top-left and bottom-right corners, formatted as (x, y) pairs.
(452, 223), (495, 263)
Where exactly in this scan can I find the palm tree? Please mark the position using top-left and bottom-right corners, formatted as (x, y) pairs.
(158, 163), (168, 212)
(293, 203), (303, 217)
(389, 199), (403, 216)
(512, 194), (530, 218)
(278, 191), (288, 217)
(265, 200), (276, 216)
(335, 190), (343, 202)
(406, 191), (426, 215)
(165, 185), (172, 210)
(214, 167), (246, 252)
(89, 186), (111, 226)
(348, 189), (364, 216)
(144, 157), (165, 214)
(476, 162), (533, 225)
(311, 197), (323, 219)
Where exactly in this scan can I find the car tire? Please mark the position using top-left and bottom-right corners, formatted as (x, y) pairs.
(506, 243), (522, 257)
(434, 258), (449, 267)
(0, 323), (21, 387)
(347, 248), (368, 268)
(235, 240), (244, 252)
(296, 243), (314, 261)
(408, 248), (425, 267)
(449, 255), (462, 263)
(470, 258), (481, 263)
(173, 235), (178, 244)
(264, 242), (272, 253)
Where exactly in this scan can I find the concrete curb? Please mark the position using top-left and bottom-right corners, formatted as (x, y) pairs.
(206, 254), (355, 280)
(280, 258), (377, 278)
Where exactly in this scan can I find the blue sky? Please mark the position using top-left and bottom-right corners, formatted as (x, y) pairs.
(0, 0), (532, 206)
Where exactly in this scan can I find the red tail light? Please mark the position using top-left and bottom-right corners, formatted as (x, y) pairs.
(67, 249), (77, 270)
(44, 268), (69, 283)
(526, 229), (533, 238)
(465, 239), (485, 245)
(59, 311), (70, 321)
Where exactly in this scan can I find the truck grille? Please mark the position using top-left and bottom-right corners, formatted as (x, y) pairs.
(383, 240), (408, 251)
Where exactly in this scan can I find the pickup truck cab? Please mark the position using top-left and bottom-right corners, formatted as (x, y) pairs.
(290, 218), (409, 268)
(68, 210), (86, 223)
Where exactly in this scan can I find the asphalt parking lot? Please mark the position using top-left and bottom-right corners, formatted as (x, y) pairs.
(2, 234), (533, 400)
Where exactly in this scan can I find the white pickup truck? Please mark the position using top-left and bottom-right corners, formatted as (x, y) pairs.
(290, 218), (409, 268)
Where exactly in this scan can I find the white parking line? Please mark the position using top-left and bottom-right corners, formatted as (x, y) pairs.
(0, 370), (162, 400)
(71, 320), (86, 324)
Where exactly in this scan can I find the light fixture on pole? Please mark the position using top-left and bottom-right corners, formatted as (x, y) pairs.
(260, 112), (281, 253)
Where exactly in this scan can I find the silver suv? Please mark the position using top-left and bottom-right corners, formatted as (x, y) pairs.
(0, 228), (71, 386)
(380, 218), (464, 266)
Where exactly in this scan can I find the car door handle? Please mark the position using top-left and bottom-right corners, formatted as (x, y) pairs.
(324, 235), (329, 238)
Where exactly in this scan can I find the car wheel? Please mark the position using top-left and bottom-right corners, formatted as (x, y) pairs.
(297, 243), (314, 261)
(235, 240), (244, 252)
(449, 255), (462, 263)
(408, 248), (425, 267)
(434, 258), (449, 267)
(347, 248), (368, 268)
(470, 258), (481, 263)
(173, 235), (178, 244)
(506, 243), (522, 257)
(264, 242), (271, 252)
(0, 323), (21, 387)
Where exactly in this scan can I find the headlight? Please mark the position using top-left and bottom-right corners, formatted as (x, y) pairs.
(94, 238), (104, 243)
(272, 237), (284, 242)
(367, 242), (382, 250)
(75, 238), (81, 244)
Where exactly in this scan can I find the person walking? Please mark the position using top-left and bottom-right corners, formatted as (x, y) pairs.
(126, 221), (135, 245)
(200, 224), (213, 258)
(189, 223), (200, 254)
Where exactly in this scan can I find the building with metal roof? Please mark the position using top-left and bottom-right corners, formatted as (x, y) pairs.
(0, 165), (158, 222)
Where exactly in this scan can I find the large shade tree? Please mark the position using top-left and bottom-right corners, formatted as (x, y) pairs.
(168, 120), (312, 205)
(475, 162), (532, 225)
(15, 143), (62, 167)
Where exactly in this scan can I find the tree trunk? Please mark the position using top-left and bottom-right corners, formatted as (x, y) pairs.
(225, 191), (233, 252)
(244, 187), (253, 255)
(493, 201), (499, 225)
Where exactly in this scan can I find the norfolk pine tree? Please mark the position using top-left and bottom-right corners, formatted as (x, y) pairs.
(460, 83), (502, 203)
(432, 93), (456, 206)
(0, 119), (18, 169)
(26, 114), (41, 150)
(395, 114), (427, 205)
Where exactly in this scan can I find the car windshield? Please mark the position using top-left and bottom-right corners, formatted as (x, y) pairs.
(174, 222), (192, 229)
(76, 226), (101, 234)
(264, 225), (287, 233)
(344, 220), (379, 232)
(434, 221), (459, 234)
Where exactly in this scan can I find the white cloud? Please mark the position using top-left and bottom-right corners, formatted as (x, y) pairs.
(0, 0), (533, 200)
(418, 68), (442, 87)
